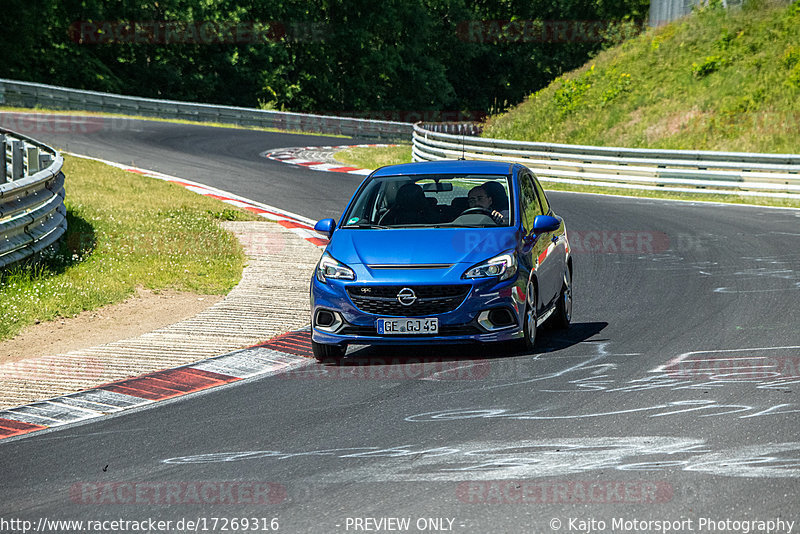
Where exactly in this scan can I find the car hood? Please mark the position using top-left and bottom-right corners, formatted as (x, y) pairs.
(327, 227), (519, 266)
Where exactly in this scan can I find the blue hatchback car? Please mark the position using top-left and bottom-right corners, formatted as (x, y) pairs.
(310, 160), (572, 362)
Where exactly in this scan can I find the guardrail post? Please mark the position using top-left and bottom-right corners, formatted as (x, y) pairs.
(0, 134), (6, 184)
(1, 128), (68, 269)
(39, 152), (54, 170)
(11, 140), (24, 181)
(27, 145), (40, 174)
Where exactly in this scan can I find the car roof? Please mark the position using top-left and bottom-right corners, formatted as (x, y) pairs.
(371, 160), (515, 177)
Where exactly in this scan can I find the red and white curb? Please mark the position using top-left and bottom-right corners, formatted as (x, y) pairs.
(68, 153), (330, 248)
(0, 330), (314, 441)
(263, 144), (385, 175)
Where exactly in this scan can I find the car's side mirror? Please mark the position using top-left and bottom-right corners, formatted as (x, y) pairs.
(532, 215), (560, 235)
(314, 218), (337, 238)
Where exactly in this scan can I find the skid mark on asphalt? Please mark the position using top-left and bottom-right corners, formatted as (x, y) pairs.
(437, 341), (637, 393)
(650, 346), (800, 390)
(635, 252), (800, 292)
(161, 437), (800, 479)
(404, 400), (800, 422)
(476, 340), (800, 394)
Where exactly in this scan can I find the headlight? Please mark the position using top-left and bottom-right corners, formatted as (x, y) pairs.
(316, 252), (355, 283)
(463, 251), (518, 281)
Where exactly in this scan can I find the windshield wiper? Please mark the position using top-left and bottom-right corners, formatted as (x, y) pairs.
(441, 224), (495, 228)
(342, 223), (389, 229)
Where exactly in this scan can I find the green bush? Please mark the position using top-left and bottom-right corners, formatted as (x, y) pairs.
(692, 55), (728, 77)
(553, 67), (596, 116)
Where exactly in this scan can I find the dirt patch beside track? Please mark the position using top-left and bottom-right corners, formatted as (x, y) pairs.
(0, 289), (223, 365)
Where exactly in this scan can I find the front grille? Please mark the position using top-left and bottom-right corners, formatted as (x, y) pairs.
(346, 285), (470, 317)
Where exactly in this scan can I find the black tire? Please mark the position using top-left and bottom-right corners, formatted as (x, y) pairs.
(312, 341), (346, 363)
(518, 283), (538, 352)
(551, 266), (572, 329)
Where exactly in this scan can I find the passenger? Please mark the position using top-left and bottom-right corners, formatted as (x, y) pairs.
(467, 185), (509, 224)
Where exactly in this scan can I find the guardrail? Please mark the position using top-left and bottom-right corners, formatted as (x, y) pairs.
(0, 78), (412, 141)
(412, 123), (800, 199)
(1, 128), (67, 268)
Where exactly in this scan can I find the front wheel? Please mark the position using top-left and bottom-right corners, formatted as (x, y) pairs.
(551, 266), (572, 329)
(312, 341), (346, 363)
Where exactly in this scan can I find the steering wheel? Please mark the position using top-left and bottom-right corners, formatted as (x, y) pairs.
(461, 207), (494, 216)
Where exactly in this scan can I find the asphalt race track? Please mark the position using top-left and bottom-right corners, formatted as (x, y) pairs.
(2, 114), (799, 533)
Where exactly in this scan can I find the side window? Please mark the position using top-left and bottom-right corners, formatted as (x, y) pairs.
(525, 173), (544, 219)
(519, 172), (537, 231)
(532, 174), (551, 214)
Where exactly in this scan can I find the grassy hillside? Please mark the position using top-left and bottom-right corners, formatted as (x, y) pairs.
(483, 1), (800, 154)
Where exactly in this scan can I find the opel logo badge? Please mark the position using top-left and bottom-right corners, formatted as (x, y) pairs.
(397, 287), (417, 306)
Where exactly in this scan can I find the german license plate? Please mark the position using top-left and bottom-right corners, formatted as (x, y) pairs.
(376, 318), (439, 335)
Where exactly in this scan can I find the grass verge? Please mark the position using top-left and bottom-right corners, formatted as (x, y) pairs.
(541, 181), (800, 208)
(0, 106), (351, 139)
(331, 145), (800, 208)
(0, 156), (260, 341)
(334, 145), (413, 169)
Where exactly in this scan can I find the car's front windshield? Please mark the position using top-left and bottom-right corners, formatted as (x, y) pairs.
(341, 174), (513, 229)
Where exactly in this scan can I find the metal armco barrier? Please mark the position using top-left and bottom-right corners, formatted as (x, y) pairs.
(0, 78), (412, 141)
(412, 123), (800, 199)
(1, 128), (67, 268)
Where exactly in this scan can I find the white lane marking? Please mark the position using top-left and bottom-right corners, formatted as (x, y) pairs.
(652, 346), (800, 374)
(403, 400), (800, 422)
(161, 437), (800, 479)
(306, 163), (342, 171)
(190, 347), (309, 379)
(714, 285), (800, 293)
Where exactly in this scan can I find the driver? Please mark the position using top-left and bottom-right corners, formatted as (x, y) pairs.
(467, 186), (508, 224)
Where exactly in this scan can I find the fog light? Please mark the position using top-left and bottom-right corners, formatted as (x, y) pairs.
(316, 310), (335, 327)
(314, 309), (343, 333)
(488, 308), (515, 327)
(477, 308), (517, 331)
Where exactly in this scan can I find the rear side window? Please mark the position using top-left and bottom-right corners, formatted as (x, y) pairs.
(519, 172), (535, 231)
(532, 174), (551, 214)
(520, 172), (544, 228)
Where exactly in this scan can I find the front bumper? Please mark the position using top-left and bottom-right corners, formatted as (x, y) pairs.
(310, 272), (527, 346)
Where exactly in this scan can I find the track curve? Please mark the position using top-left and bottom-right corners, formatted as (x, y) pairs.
(1, 113), (799, 533)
